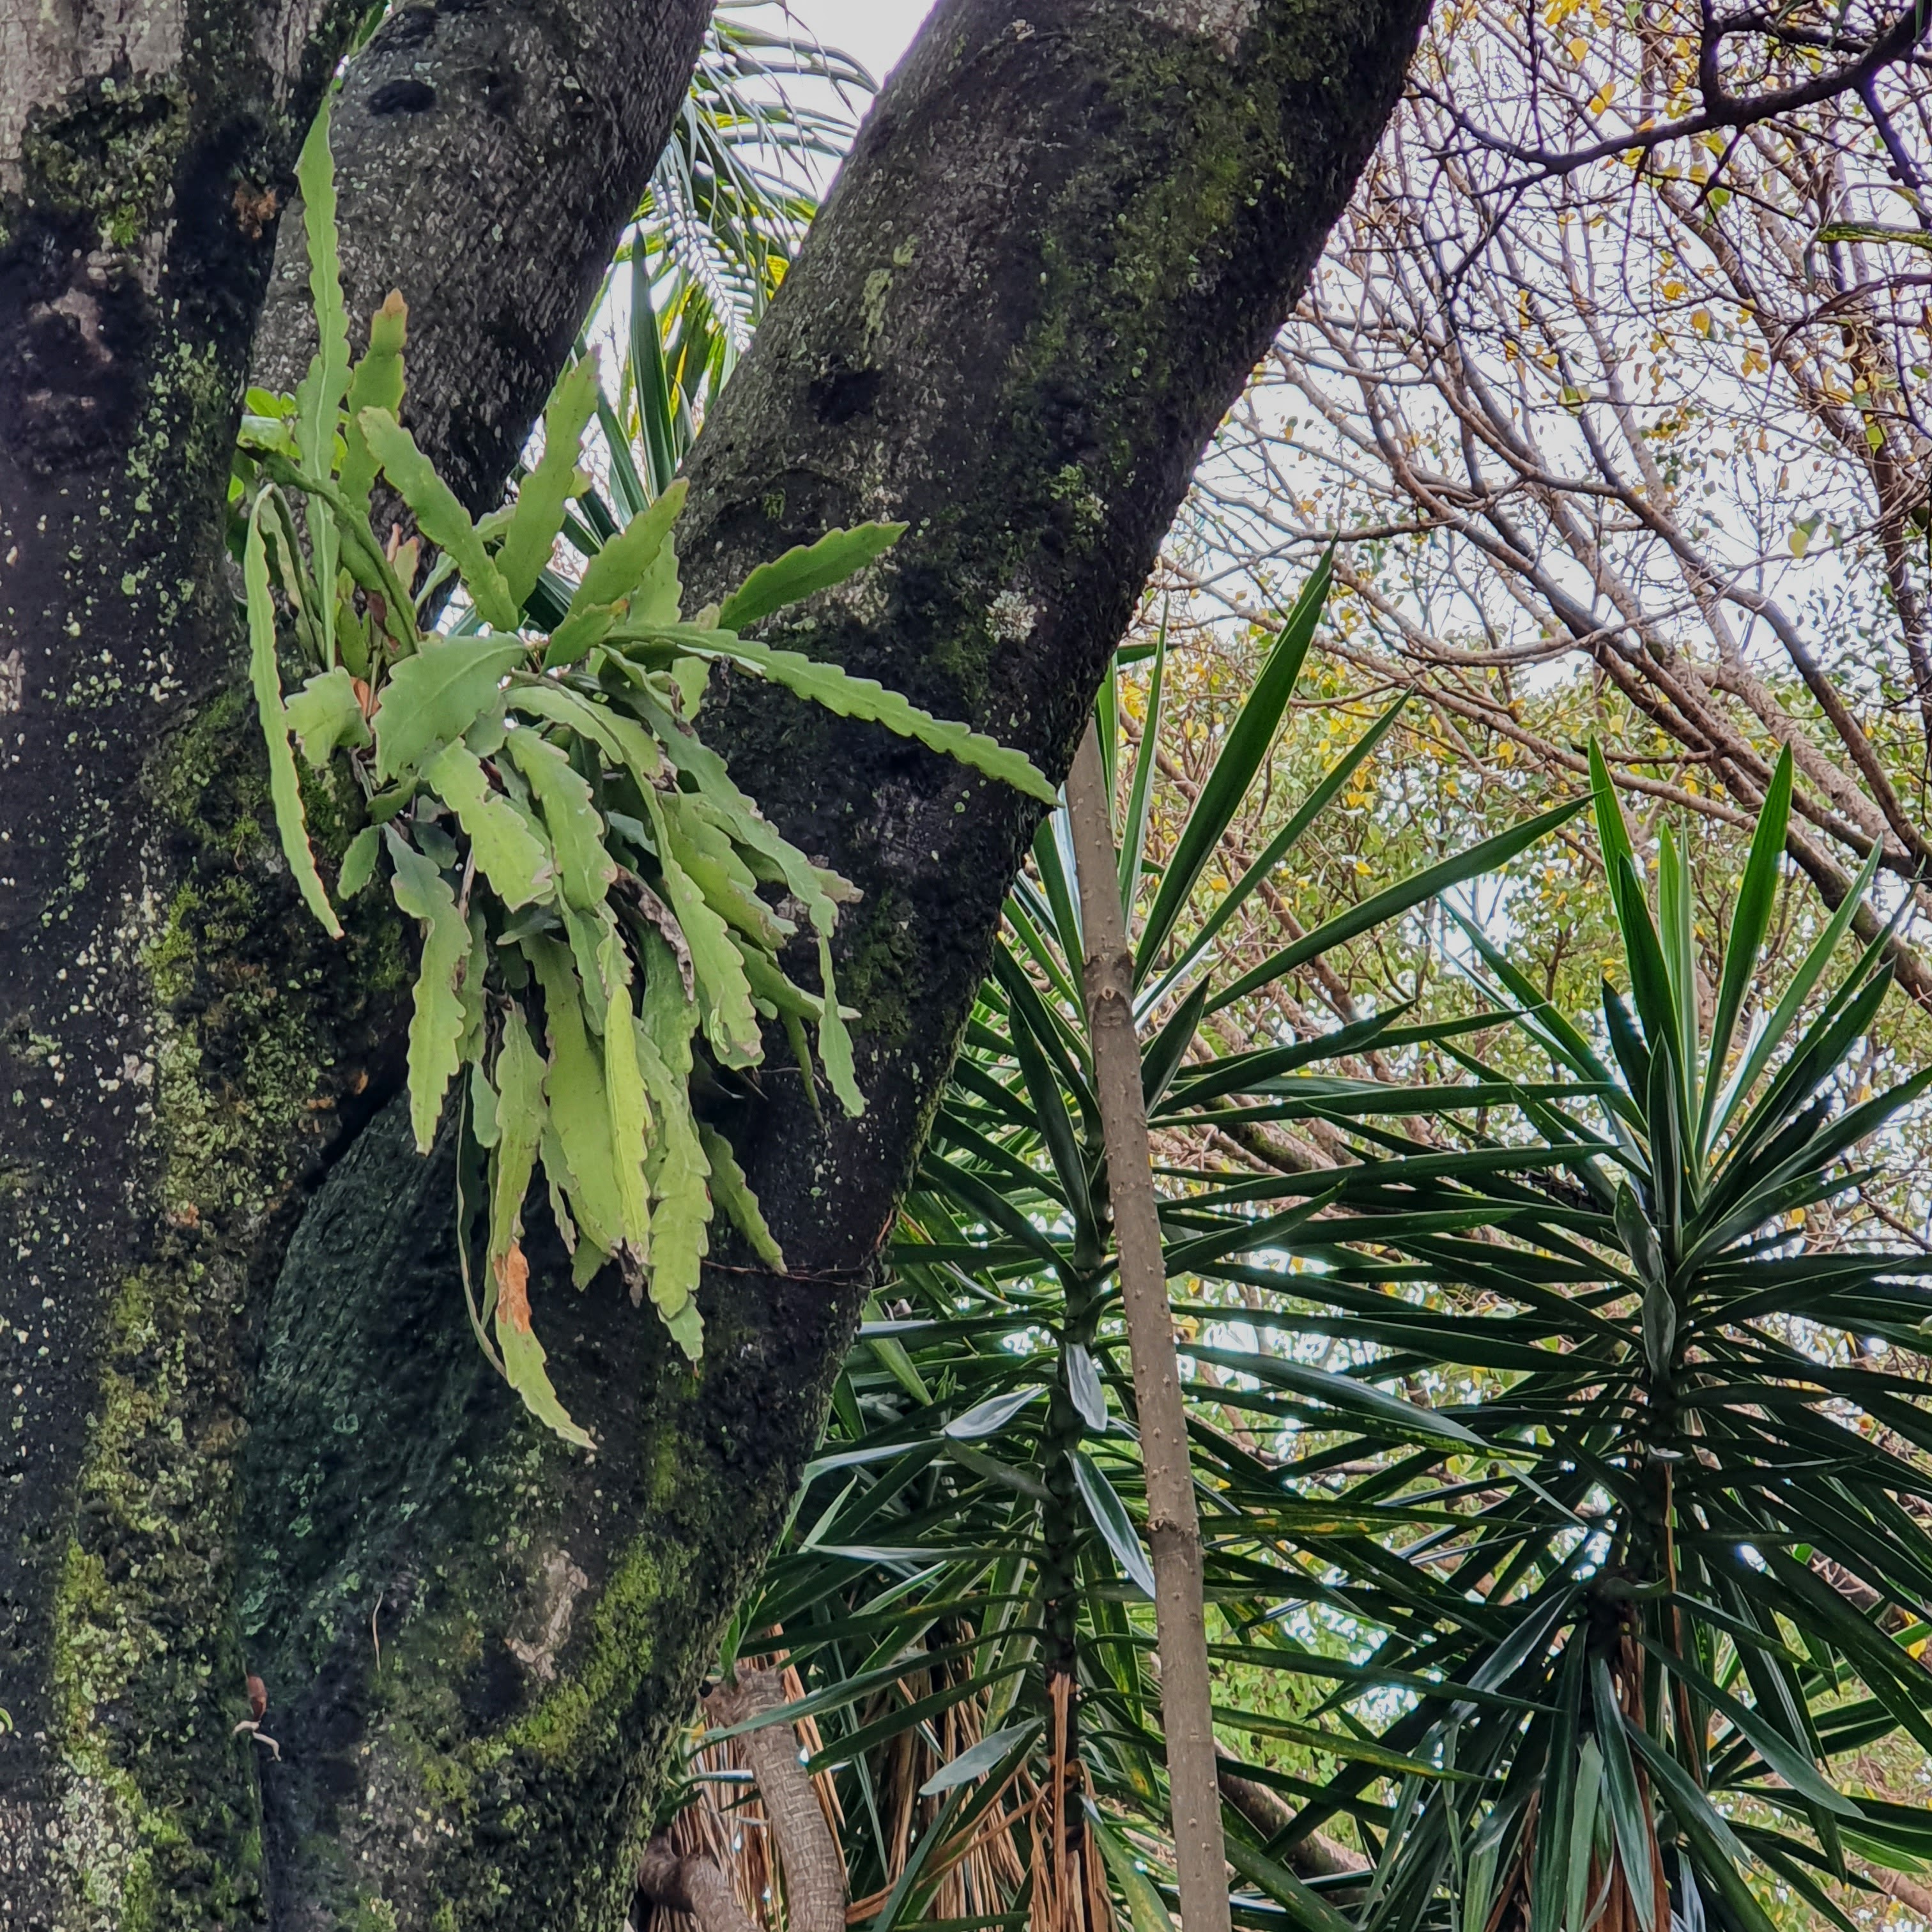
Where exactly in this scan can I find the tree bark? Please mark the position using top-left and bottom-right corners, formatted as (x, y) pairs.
(3, 0), (1429, 1922)
(634, 1837), (762, 1932)
(1215, 1745), (1366, 1881)
(233, 1105), (858, 1929)
(697, 1667), (844, 1932)
(250, 0), (712, 513)
(1066, 721), (1229, 1931)
(0, 0), (707, 1920)
(0, 0), (387, 1919)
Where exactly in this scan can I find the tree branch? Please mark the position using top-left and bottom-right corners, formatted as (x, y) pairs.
(1215, 1745), (1366, 1882)
(1421, 1), (1929, 185)
(254, 0), (713, 514)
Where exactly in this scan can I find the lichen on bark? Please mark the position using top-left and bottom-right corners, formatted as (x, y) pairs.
(27, 689), (402, 1927)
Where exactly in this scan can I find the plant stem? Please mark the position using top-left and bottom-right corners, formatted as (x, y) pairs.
(1066, 719), (1231, 1932)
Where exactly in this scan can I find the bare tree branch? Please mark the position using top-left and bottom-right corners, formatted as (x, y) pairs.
(1420, 1), (1928, 186)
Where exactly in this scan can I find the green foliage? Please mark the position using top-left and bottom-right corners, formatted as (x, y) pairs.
(1203, 741), (1932, 1932)
(246, 498), (342, 940)
(237, 103), (1046, 1446)
(711, 581), (1932, 1932)
(710, 579), (1602, 1929)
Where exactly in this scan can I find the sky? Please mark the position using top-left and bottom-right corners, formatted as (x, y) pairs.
(784, 0), (933, 86)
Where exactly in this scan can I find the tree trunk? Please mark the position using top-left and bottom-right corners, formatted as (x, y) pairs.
(1066, 721), (1228, 1931)
(250, 0), (712, 514)
(0, 2), (387, 1920)
(0, 0), (705, 1919)
(1, 0), (1429, 1922)
(241, 0), (1427, 1917)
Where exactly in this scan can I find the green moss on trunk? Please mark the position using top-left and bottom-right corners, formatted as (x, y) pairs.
(27, 691), (402, 1926)
(228, 1096), (854, 1929)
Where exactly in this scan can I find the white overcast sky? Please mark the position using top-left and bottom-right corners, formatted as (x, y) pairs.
(785, 0), (934, 86)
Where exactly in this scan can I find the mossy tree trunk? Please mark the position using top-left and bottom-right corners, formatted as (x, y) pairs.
(240, 0), (1429, 1920)
(0, 0), (384, 1919)
(0, 0), (705, 1919)
(1, 0), (1429, 1924)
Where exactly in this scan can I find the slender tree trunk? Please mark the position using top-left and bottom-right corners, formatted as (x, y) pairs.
(1, 0), (1428, 1919)
(700, 1667), (846, 1932)
(1066, 722), (1229, 1932)
(635, 1664), (845, 1932)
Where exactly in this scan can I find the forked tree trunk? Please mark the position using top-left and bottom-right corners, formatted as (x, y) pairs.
(1, 0), (1428, 1922)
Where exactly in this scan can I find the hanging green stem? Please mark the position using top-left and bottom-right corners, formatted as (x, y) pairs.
(239, 102), (1052, 1448)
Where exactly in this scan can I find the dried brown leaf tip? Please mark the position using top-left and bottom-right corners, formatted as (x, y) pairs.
(494, 1241), (532, 1335)
(234, 1674), (281, 1759)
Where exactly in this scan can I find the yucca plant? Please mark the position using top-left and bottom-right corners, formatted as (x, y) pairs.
(703, 565), (1593, 1932)
(1161, 744), (1932, 1931)
(689, 619), (1932, 1932)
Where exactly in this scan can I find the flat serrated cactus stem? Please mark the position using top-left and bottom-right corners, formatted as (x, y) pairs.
(1066, 721), (1232, 1932)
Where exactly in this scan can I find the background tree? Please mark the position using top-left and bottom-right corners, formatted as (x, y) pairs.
(1130, 0), (1932, 1242)
(1187, 0), (1932, 958)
